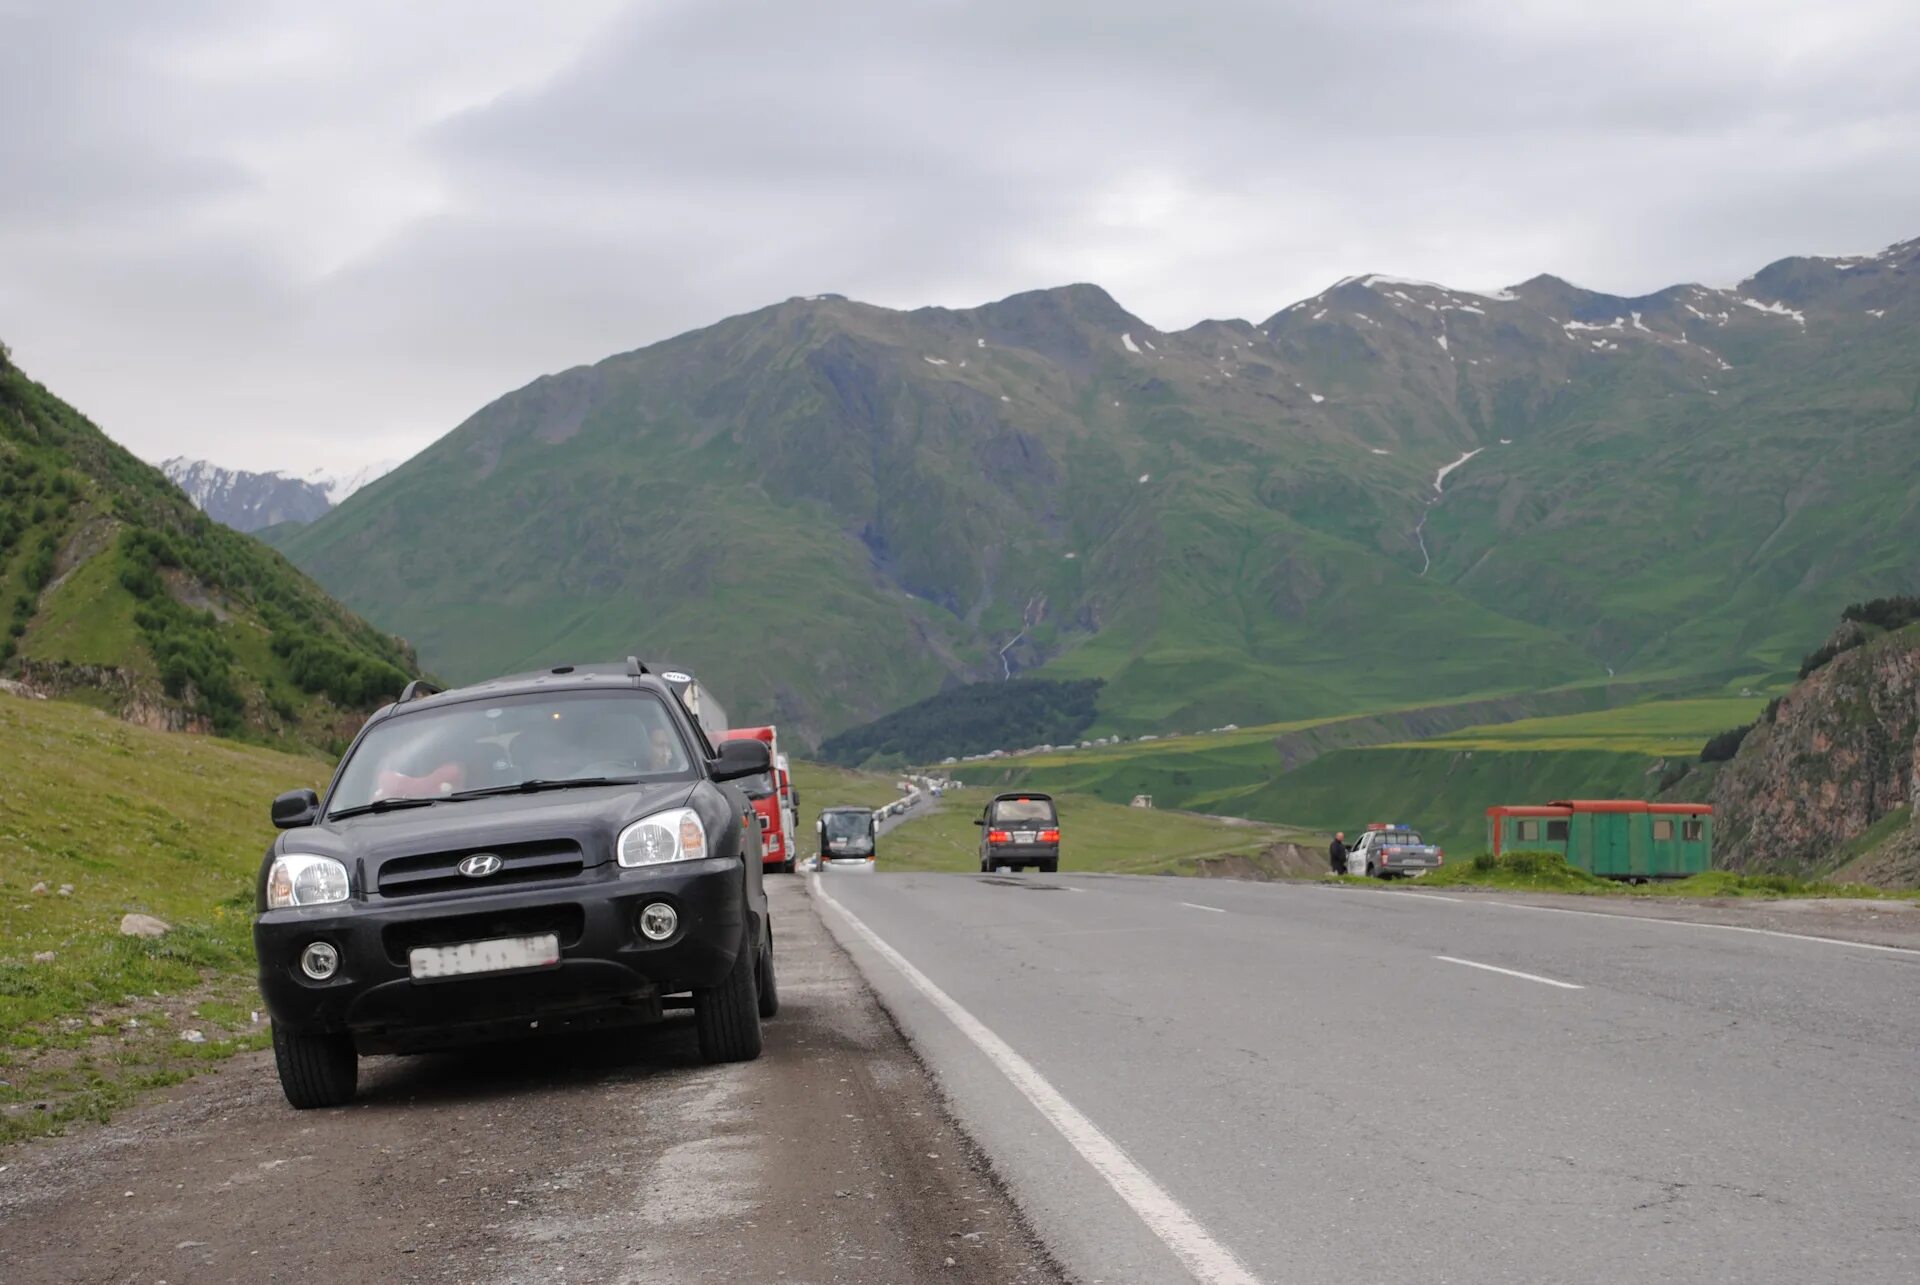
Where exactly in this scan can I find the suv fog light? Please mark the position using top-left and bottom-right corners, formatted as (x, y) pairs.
(638, 902), (678, 941)
(300, 941), (340, 980)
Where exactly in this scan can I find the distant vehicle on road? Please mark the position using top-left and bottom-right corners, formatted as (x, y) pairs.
(252, 659), (778, 1110)
(1352, 824), (1443, 877)
(719, 726), (797, 873)
(1486, 800), (1712, 879)
(818, 805), (878, 867)
(976, 792), (1061, 873)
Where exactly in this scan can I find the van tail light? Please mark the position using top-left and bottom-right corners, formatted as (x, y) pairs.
(1040, 829), (1060, 843)
(988, 829), (1011, 843)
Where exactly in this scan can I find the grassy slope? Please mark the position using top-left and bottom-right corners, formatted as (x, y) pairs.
(1381, 697), (1767, 755)
(880, 789), (1293, 876)
(0, 694), (327, 1142)
(0, 356), (418, 746)
(790, 759), (1293, 876)
(954, 698), (1749, 852)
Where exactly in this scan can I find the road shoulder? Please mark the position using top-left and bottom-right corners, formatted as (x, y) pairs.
(0, 878), (1062, 1285)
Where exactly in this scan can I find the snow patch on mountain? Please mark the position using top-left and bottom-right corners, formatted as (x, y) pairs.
(1738, 298), (1807, 328)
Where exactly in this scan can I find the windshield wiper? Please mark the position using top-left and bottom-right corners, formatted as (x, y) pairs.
(447, 776), (640, 801)
(328, 796), (441, 820)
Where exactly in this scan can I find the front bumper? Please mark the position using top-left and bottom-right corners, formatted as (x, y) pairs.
(254, 856), (749, 1050)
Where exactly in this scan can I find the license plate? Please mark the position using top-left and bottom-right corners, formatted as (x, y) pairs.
(409, 933), (560, 980)
(1014, 831), (1036, 843)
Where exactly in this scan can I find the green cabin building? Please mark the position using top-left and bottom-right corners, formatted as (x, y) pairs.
(1485, 800), (1712, 880)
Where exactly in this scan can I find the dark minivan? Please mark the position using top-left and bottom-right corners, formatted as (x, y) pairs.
(976, 792), (1061, 873)
(253, 660), (777, 1109)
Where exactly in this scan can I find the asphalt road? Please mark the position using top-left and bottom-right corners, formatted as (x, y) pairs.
(813, 869), (1920, 1284)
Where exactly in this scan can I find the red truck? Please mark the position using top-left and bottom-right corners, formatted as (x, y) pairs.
(719, 726), (796, 874)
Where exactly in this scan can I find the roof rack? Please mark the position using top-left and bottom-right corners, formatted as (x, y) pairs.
(398, 678), (442, 703)
(625, 656), (649, 678)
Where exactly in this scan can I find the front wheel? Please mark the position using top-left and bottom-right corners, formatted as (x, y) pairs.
(757, 931), (780, 1019)
(271, 1023), (357, 1109)
(695, 930), (764, 1063)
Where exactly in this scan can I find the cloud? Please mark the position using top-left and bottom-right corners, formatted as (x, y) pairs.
(2, 0), (1917, 472)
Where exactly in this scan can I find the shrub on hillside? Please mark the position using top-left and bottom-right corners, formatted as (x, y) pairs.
(270, 632), (410, 709)
(1799, 635), (1862, 679)
(1700, 723), (1753, 763)
(1841, 595), (1920, 632)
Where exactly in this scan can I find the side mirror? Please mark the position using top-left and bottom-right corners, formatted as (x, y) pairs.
(710, 737), (771, 783)
(816, 818), (824, 833)
(272, 788), (321, 830)
(791, 789), (801, 809)
(973, 818), (985, 826)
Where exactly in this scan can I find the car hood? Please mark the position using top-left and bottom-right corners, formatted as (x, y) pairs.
(286, 781), (699, 871)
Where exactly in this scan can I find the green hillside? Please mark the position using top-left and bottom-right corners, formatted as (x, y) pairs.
(276, 239), (1920, 747)
(0, 348), (417, 746)
(0, 690), (327, 1141)
(951, 698), (1757, 852)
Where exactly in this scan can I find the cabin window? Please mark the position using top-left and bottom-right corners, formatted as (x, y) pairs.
(1652, 819), (1675, 841)
(1515, 819), (1540, 842)
(1547, 820), (1569, 842)
(1682, 820), (1704, 842)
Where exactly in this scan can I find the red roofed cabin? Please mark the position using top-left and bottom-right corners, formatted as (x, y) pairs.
(1485, 800), (1712, 880)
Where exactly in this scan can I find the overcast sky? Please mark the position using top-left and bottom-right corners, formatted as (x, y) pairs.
(3, 0), (1917, 475)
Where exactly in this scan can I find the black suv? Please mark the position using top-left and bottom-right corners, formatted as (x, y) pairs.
(253, 660), (777, 1109)
(976, 792), (1061, 873)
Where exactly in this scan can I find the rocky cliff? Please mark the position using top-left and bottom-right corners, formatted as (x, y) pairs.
(1712, 623), (1920, 884)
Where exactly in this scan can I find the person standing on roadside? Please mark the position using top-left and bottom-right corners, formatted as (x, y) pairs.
(1329, 832), (1349, 877)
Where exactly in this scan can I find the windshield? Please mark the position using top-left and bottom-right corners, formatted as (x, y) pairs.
(822, 810), (874, 851)
(990, 798), (1056, 824)
(737, 770), (775, 799)
(328, 691), (692, 815)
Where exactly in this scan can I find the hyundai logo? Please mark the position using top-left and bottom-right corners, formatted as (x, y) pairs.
(458, 853), (503, 878)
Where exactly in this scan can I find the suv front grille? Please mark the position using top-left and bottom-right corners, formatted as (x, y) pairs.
(376, 839), (586, 898)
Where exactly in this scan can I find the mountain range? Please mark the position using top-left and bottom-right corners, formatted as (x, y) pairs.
(161, 457), (398, 534)
(0, 346), (417, 745)
(267, 236), (1920, 747)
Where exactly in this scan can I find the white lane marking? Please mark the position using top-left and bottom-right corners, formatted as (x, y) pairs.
(813, 877), (1263, 1285)
(1179, 901), (1227, 914)
(1386, 891), (1920, 958)
(1436, 955), (1584, 989)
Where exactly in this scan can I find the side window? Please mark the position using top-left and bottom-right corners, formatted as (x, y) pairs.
(1652, 819), (1675, 841)
(1547, 820), (1569, 842)
(1516, 819), (1540, 842)
(1682, 819), (1704, 842)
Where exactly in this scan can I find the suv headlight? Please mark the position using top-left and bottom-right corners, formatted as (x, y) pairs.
(266, 854), (351, 908)
(618, 808), (708, 868)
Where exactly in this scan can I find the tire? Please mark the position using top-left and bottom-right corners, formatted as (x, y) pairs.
(1366, 863), (1378, 879)
(757, 929), (780, 1019)
(271, 1022), (357, 1109)
(1040, 859), (1058, 874)
(780, 857), (796, 874)
(695, 927), (764, 1064)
